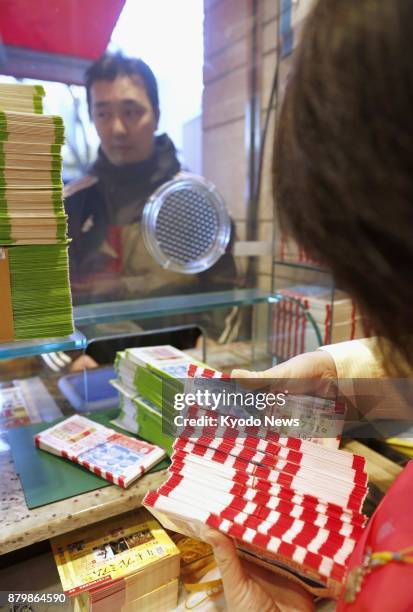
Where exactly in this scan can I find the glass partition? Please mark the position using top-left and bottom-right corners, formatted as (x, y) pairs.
(1, 0), (273, 355)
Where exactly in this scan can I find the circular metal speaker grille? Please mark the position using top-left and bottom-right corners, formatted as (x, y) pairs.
(142, 174), (231, 273)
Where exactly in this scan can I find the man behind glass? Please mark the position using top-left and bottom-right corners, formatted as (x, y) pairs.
(66, 52), (235, 303)
(63, 53), (238, 364)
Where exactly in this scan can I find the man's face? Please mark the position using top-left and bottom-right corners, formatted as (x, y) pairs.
(90, 75), (158, 166)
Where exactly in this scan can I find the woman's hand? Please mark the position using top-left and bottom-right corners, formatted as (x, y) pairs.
(232, 350), (337, 383)
(202, 528), (314, 612)
(231, 350), (337, 399)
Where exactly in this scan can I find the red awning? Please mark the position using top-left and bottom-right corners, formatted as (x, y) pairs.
(0, 0), (126, 84)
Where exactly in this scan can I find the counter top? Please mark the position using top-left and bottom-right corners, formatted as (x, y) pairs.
(0, 342), (255, 556)
(0, 444), (168, 555)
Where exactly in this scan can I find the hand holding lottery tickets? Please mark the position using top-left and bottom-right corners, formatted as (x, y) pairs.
(203, 351), (337, 612)
(231, 350), (338, 388)
(200, 352), (338, 612)
(202, 527), (314, 612)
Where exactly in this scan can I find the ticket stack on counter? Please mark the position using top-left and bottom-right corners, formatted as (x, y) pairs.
(35, 414), (166, 488)
(111, 351), (141, 434)
(51, 508), (180, 612)
(0, 83), (74, 342)
(111, 345), (204, 453)
(271, 285), (368, 360)
(144, 365), (369, 599)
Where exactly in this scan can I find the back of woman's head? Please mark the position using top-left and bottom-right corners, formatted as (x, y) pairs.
(274, 0), (413, 373)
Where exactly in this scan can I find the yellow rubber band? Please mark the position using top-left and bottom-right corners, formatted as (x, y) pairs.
(184, 580), (224, 610)
(184, 579), (223, 593)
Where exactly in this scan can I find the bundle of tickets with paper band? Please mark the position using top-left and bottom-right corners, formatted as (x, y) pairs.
(0, 83), (73, 343)
(35, 414), (166, 487)
(143, 363), (369, 599)
(51, 508), (180, 611)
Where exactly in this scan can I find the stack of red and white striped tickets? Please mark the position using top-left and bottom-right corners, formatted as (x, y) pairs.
(271, 285), (369, 361)
(275, 235), (321, 266)
(144, 365), (368, 598)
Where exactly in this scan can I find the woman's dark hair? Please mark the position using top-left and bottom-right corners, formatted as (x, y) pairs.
(274, 0), (413, 373)
(85, 52), (159, 114)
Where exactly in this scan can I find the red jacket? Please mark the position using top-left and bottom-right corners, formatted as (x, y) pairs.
(337, 460), (413, 611)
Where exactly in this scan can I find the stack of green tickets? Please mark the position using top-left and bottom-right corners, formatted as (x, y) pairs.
(111, 351), (141, 434)
(0, 84), (45, 114)
(6, 245), (74, 339)
(0, 110), (66, 244)
(111, 345), (205, 455)
(0, 84), (73, 343)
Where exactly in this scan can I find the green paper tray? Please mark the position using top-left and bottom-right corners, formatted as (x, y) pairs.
(8, 408), (170, 510)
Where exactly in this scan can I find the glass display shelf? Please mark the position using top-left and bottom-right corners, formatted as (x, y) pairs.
(0, 330), (86, 361)
(73, 289), (278, 327)
(0, 291), (279, 362)
(273, 259), (330, 274)
(0, 290), (326, 362)
(0, 289), (328, 364)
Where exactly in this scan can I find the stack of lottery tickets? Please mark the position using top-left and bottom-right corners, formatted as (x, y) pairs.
(271, 285), (369, 360)
(0, 84), (74, 343)
(144, 365), (368, 598)
(35, 415), (166, 488)
(111, 345), (206, 451)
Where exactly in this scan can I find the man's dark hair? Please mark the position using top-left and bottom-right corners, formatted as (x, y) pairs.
(85, 52), (159, 115)
(274, 0), (413, 374)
